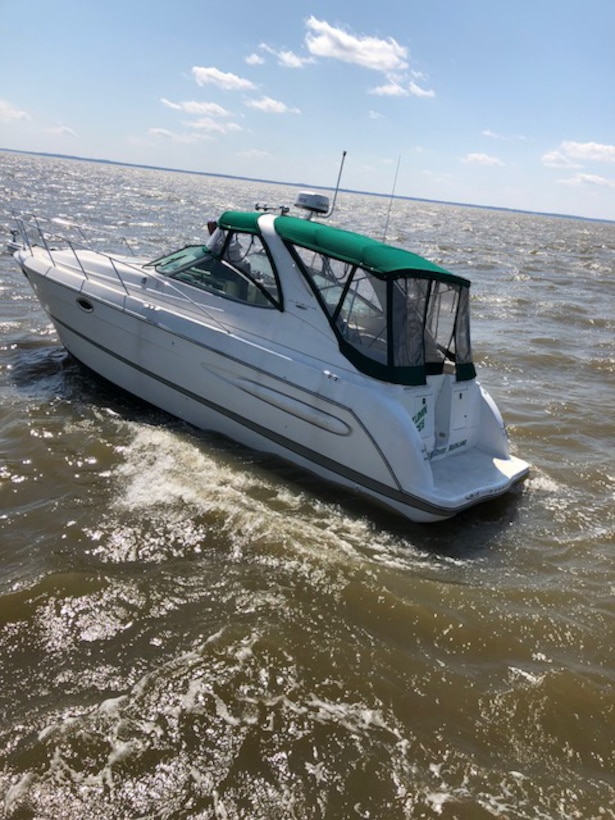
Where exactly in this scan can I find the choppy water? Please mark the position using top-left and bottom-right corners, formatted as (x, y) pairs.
(1, 152), (614, 819)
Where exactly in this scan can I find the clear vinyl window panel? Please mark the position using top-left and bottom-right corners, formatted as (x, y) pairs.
(290, 240), (475, 384)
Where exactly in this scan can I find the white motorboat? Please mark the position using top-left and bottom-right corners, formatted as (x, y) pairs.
(11, 189), (529, 523)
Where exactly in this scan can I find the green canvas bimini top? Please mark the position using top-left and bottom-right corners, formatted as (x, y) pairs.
(217, 211), (471, 288)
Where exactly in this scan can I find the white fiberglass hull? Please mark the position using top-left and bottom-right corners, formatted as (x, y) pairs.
(18, 250), (529, 523)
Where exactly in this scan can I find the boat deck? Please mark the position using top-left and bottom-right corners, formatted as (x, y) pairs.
(430, 448), (528, 503)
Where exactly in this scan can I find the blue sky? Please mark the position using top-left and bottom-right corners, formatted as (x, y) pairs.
(1, 0), (614, 220)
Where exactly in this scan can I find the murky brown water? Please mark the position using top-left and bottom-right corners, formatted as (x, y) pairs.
(1, 152), (614, 818)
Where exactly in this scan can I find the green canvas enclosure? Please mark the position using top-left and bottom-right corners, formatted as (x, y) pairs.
(217, 211), (476, 385)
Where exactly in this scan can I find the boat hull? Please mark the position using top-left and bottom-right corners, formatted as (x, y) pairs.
(19, 254), (529, 524)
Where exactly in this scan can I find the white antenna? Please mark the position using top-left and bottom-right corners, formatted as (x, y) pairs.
(323, 150), (347, 219)
(382, 155), (401, 241)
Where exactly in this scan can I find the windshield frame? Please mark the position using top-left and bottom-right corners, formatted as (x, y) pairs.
(144, 235), (282, 309)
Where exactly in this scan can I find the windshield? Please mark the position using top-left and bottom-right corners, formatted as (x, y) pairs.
(146, 231), (281, 308)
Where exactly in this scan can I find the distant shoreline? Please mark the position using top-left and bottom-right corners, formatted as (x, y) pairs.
(2, 147), (612, 225)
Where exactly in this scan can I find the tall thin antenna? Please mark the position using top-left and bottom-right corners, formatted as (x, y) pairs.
(323, 150), (347, 219)
(382, 155), (401, 241)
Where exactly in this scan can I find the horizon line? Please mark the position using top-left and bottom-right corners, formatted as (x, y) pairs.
(2, 147), (612, 225)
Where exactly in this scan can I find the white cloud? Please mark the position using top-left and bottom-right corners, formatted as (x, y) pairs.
(560, 140), (615, 164)
(160, 97), (240, 141)
(245, 53), (265, 66)
(160, 98), (182, 111)
(371, 78), (434, 98)
(278, 49), (312, 68)
(543, 140), (615, 169)
(259, 43), (314, 69)
(245, 96), (300, 114)
(191, 66), (256, 91)
(371, 80), (405, 97)
(408, 80), (435, 98)
(161, 98), (230, 117)
(541, 149), (581, 169)
(558, 172), (615, 188)
(462, 153), (504, 167)
(0, 100), (30, 123)
(305, 16), (408, 72)
(187, 117), (242, 134)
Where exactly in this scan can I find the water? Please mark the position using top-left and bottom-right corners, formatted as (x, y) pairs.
(1, 152), (614, 819)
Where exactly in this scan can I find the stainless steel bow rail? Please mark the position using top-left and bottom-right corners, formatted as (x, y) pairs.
(7, 211), (233, 334)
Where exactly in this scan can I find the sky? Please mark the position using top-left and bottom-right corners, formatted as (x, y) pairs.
(1, 0), (614, 221)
